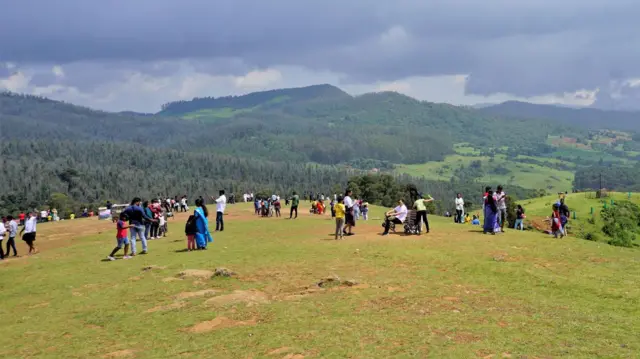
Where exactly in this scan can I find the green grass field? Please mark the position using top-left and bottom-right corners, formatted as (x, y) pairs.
(396, 154), (574, 193)
(1, 203), (639, 358)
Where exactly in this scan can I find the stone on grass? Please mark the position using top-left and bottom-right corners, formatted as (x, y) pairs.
(214, 267), (236, 278)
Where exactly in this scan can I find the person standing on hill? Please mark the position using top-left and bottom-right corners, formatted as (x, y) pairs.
(289, 192), (299, 219)
(414, 194), (433, 234)
(5, 216), (18, 257)
(194, 198), (213, 249)
(483, 191), (500, 235)
(18, 212), (25, 226)
(495, 186), (507, 231)
(123, 198), (156, 256)
(334, 196), (346, 240)
(514, 205), (525, 230)
(455, 193), (465, 224)
(212, 190), (226, 231)
(343, 189), (355, 236)
(20, 212), (38, 254)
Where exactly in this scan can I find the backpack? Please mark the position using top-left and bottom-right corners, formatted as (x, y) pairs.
(185, 215), (198, 235)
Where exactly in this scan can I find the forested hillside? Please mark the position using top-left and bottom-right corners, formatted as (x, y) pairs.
(479, 101), (640, 132)
(0, 86), (600, 213)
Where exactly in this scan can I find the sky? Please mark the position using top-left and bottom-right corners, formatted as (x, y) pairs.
(1, 0), (639, 112)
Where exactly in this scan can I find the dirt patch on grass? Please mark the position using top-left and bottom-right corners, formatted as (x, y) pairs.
(146, 301), (186, 313)
(175, 289), (217, 300)
(282, 355), (305, 359)
(267, 347), (294, 356)
(177, 269), (214, 279)
(185, 316), (257, 333)
(29, 302), (50, 308)
(204, 290), (270, 307)
(103, 349), (136, 358)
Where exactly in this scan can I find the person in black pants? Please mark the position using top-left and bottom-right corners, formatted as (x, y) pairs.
(382, 200), (408, 236)
(413, 194), (434, 234)
(289, 192), (299, 219)
(5, 216), (18, 257)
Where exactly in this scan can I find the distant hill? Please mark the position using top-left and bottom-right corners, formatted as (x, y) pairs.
(479, 101), (640, 132)
(158, 84), (350, 118)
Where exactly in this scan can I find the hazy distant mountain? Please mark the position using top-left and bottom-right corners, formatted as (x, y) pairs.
(479, 101), (640, 131)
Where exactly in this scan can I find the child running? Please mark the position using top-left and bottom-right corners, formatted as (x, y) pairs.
(334, 196), (346, 240)
(108, 213), (131, 260)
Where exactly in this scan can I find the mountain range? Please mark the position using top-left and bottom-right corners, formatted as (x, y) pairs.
(1, 84), (638, 212)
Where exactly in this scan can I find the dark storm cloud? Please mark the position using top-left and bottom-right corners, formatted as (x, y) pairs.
(1, 0), (639, 97)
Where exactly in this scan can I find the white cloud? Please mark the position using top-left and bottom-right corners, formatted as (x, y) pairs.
(234, 69), (283, 89)
(52, 65), (65, 78)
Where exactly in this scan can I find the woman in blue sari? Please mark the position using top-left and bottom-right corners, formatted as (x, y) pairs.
(483, 190), (500, 235)
(194, 198), (213, 249)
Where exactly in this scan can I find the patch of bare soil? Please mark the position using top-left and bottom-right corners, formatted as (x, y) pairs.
(177, 269), (214, 279)
(282, 354), (305, 359)
(103, 349), (136, 358)
(267, 347), (293, 356)
(204, 290), (270, 307)
(175, 289), (217, 300)
(145, 301), (186, 313)
(185, 316), (257, 333)
(142, 265), (166, 271)
(162, 277), (180, 282)
(29, 302), (50, 308)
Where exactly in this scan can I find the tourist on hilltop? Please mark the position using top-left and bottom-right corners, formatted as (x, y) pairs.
(274, 197), (281, 217)
(483, 191), (500, 235)
(551, 203), (565, 238)
(18, 212), (25, 226)
(122, 197), (156, 256)
(514, 205), (525, 230)
(0, 219), (6, 260)
(343, 189), (355, 236)
(361, 202), (369, 221)
(212, 190), (226, 232)
(180, 195), (188, 212)
(289, 192), (299, 219)
(334, 196), (346, 240)
(495, 186), (508, 231)
(382, 200), (408, 236)
(455, 193), (465, 224)
(149, 199), (162, 239)
(20, 212), (38, 254)
(255, 197), (261, 215)
(414, 194), (434, 234)
(193, 198), (213, 249)
(353, 200), (361, 220)
(143, 201), (153, 239)
(107, 212), (131, 261)
(5, 216), (18, 257)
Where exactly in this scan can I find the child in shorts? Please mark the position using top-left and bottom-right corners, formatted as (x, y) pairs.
(108, 213), (131, 260)
(185, 214), (197, 251)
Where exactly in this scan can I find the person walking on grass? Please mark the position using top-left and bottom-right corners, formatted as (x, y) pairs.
(20, 212), (38, 254)
(551, 203), (564, 238)
(5, 216), (18, 257)
(212, 190), (226, 232)
(334, 196), (346, 240)
(289, 192), (299, 219)
(514, 205), (525, 230)
(123, 197), (156, 256)
(107, 213), (131, 260)
(495, 186), (507, 231)
(274, 197), (281, 217)
(483, 191), (500, 235)
(455, 193), (465, 224)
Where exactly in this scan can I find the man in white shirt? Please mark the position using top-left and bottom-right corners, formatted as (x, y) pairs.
(212, 190), (227, 232)
(455, 193), (465, 224)
(20, 212), (38, 254)
(343, 190), (355, 236)
(382, 200), (408, 235)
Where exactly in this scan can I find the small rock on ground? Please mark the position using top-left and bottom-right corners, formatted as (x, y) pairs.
(214, 267), (236, 277)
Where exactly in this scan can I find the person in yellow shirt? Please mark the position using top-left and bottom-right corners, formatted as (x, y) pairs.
(334, 196), (346, 240)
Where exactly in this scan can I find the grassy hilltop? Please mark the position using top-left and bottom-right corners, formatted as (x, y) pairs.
(1, 203), (639, 358)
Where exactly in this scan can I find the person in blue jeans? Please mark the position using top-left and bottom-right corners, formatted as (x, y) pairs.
(122, 197), (156, 256)
(143, 201), (153, 239)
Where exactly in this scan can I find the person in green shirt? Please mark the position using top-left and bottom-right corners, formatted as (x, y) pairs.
(289, 192), (300, 219)
(413, 194), (434, 234)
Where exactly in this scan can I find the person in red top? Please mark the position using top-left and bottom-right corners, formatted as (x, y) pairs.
(107, 213), (131, 260)
(18, 212), (25, 226)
